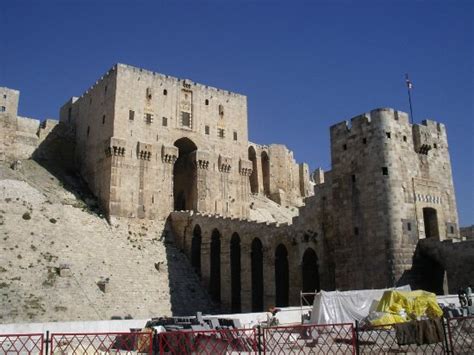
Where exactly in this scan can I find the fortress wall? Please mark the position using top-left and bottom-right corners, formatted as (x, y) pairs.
(170, 211), (322, 313)
(328, 108), (460, 290)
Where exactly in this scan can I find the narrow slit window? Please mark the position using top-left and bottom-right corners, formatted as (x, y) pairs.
(351, 174), (356, 182)
(343, 144), (347, 151)
(102, 115), (106, 124)
(205, 125), (210, 135)
(205, 99), (209, 106)
(162, 117), (168, 126)
(386, 132), (391, 139)
(362, 138), (367, 144)
(407, 222), (412, 231)
(382, 167), (388, 175)
(129, 110), (135, 121)
(403, 135), (407, 142)
(163, 89), (168, 95)
(233, 131), (238, 141)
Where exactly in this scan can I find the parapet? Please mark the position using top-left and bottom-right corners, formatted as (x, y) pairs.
(115, 63), (246, 98)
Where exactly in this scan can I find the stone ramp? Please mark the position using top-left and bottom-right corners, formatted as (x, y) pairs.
(248, 193), (300, 224)
(0, 160), (216, 323)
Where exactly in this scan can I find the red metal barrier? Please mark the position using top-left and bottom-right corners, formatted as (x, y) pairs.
(357, 322), (447, 354)
(447, 316), (474, 355)
(158, 328), (258, 354)
(263, 323), (355, 354)
(50, 331), (153, 354)
(0, 333), (44, 355)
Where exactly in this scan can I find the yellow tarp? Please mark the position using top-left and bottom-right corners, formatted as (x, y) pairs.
(370, 290), (443, 326)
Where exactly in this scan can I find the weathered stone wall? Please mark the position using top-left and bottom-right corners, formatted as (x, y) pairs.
(325, 108), (460, 291)
(0, 87), (57, 161)
(60, 64), (311, 221)
(170, 210), (322, 312)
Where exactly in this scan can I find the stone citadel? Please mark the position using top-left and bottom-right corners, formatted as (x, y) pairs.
(0, 63), (472, 321)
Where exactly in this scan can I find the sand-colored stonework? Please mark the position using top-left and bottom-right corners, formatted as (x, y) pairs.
(0, 65), (471, 322)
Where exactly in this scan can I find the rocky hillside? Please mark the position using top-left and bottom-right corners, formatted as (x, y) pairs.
(0, 159), (216, 324)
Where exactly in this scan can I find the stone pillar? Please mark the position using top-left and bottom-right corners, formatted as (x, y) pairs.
(161, 145), (178, 217)
(191, 150), (210, 213)
(263, 244), (275, 310)
(200, 234), (211, 291)
(289, 248), (302, 306)
(240, 242), (252, 312)
(220, 234), (231, 311)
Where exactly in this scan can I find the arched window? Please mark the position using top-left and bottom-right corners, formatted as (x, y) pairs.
(248, 147), (258, 194)
(209, 229), (221, 302)
(275, 244), (289, 307)
(261, 151), (270, 196)
(302, 248), (320, 305)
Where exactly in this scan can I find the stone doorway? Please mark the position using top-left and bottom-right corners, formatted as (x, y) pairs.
(275, 244), (289, 307)
(173, 137), (198, 211)
(423, 207), (439, 239)
(251, 238), (264, 312)
(230, 233), (241, 313)
(302, 248), (320, 304)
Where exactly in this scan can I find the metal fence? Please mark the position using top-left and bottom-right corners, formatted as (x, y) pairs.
(447, 316), (474, 355)
(50, 331), (153, 354)
(0, 333), (44, 355)
(158, 328), (258, 354)
(262, 323), (355, 354)
(355, 320), (448, 354)
(1, 316), (473, 354)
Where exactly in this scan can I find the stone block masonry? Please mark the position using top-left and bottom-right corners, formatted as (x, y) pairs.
(0, 63), (468, 322)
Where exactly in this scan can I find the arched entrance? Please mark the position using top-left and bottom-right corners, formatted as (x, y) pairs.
(191, 225), (201, 276)
(302, 248), (320, 304)
(230, 233), (241, 312)
(209, 229), (221, 302)
(173, 138), (198, 211)
(275, 244), (289, 307)
(423, 207), (439, 239)
(248, 147), (259, 194)
(251, 238), (264, 311)
(261, 151), (270, 196)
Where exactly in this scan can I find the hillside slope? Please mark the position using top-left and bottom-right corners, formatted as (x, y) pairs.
(0, 160), (216, 323)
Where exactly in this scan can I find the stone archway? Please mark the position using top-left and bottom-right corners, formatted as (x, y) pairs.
(191, 225), (202, 276)
(173, 137), (197, 211)
(209, 229), (221, 303)
(248, 146), (259, 194)
(251, 238), (264, 312)
(261, 151), (270, 196)
(275, 244), (289, 307)
(230, 233), (241, 313)
(302, 248), (320, 304)
(423, 207), (439, 239)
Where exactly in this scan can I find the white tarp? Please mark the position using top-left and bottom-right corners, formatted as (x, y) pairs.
(310, 285), (411, 324)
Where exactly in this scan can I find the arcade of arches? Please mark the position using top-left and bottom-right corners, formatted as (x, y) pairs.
(186, 223), (320, 312)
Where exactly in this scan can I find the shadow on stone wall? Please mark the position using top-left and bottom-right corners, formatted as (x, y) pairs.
(162, 218), (220, 316)
(32, 123), (104, 217)
(397, 239), (474, 294)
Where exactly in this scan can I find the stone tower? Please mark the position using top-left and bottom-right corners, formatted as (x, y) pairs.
(327, 108), (459, 290)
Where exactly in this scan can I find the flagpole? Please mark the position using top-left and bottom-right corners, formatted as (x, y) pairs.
(405, 73), (414, 124)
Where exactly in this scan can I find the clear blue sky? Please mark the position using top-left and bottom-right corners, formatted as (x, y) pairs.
(1, 0), (473, 225)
